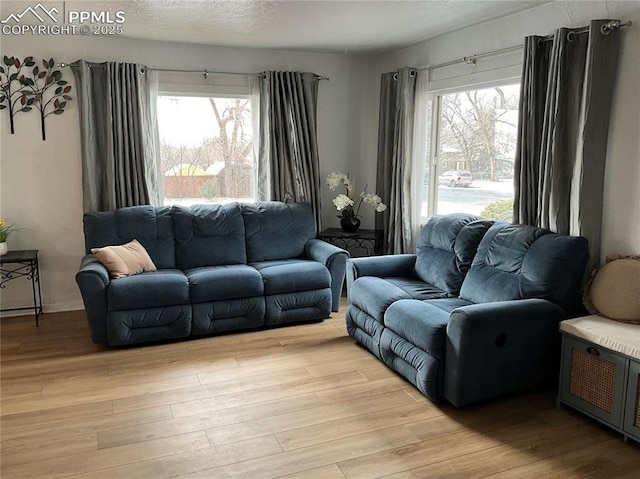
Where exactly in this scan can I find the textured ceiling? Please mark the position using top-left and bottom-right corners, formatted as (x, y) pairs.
(2, 0), (552, 53)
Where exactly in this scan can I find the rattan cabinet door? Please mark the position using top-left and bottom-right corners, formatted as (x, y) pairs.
(623, 360), (640, 442)
(560, 336), (627, 429)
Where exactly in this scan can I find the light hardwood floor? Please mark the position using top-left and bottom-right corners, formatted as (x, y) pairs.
(1, 302), (639, 478)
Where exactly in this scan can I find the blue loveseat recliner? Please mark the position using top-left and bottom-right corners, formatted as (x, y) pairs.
(76, 201), (348, 346)
(346, 213), (589, 406)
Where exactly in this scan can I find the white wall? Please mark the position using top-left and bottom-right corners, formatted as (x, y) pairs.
(0, 33), (373, 313)
(602, 11), (640, 258)
(374, 0), (640, 259)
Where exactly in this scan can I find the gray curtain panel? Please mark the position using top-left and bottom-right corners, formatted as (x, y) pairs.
(256, 71), (322, 232)
(376, 67), (417, 254)
(514, 20), (621, 270)
(73, 60), (160, 212)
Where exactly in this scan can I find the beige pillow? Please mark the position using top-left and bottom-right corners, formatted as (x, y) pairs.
(584, 256), (640, 324)
(91, 239), (157, 279)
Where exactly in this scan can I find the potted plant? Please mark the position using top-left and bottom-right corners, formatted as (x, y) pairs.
(326, 171), (387, 233)
(0, 219), (16, 256)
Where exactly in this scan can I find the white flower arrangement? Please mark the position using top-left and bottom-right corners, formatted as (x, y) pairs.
(361, 192), (387, 213)
(332, 193), (354, 211)
(326, 171), (387, 219)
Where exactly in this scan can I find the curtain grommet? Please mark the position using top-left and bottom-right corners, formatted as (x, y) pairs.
(600, 21), (618, 35)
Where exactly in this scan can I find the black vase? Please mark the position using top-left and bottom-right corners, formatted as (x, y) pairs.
(340, 216), (361, 233)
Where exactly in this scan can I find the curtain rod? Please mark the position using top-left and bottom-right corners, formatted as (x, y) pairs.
(419, 19), (631, 72)
(420, 45), (523, 71)
(57, 62), (329, 81)
(145, 67), (329, 81)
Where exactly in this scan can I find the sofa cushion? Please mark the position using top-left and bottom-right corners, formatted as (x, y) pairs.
(172, 203), (247, 269)
(252, 259), (330, 295)
(108, 269), (190, 311)
(84, 205), (176, 269)
(460, 223), (543, 304)
(414, 214), (492, 296)
(460, 223), (589, 313)
(185, 265), (264, 303)
(385, 277), (450, 300)
(349, 276), (412, 322)
(242, 202), (316, 262)
(384, 299), (452, 360)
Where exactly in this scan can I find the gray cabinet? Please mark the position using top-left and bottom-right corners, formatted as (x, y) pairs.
(558, 335), (640, 443)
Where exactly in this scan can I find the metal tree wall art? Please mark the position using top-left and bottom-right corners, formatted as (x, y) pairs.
(22, 58), (72, 140)
(0, 56), (36, 134)
(0, 56), (72, 140)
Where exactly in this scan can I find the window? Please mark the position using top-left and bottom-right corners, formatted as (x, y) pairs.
(156, 95), (254, 206)
(422, 83), (519, 222)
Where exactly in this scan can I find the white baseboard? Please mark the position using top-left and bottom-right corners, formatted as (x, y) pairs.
(0, 300), (85, 318)
(45, 300), (85, 313)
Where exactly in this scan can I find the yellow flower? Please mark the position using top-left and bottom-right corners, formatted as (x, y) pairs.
(0, 220), (5, 227)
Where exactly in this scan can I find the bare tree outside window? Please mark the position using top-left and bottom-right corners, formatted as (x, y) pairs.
(439, 87), (519, 181)
(157, 96), (254, 206)
(207, 98), (253, 199)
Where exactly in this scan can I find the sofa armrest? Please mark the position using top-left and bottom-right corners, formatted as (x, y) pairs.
(305, 239), (349, 312)
(75, 254), (110, 343)
(346, 254), (417, 290)
(444, 299), (566, 406)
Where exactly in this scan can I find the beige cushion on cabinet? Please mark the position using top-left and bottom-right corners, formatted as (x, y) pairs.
(585, 257), (640, 324)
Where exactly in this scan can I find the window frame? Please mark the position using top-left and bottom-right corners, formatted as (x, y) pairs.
(421, 78), (520, 222)
(156, 76), (256, 206)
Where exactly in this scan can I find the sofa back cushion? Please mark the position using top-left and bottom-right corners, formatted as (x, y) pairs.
(172, 203), (247, 269)
(242, 202), (315, 263)
(459, 223), (589, 313)
(83, 206), (176, 269)
(414, 214), (492, 295)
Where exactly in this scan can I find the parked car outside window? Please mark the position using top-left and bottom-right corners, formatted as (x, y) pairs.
(438, 170), (473, 187)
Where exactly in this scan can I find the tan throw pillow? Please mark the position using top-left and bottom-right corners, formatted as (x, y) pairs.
(586, 257), (640, 324)
(91, 239), (157, 279)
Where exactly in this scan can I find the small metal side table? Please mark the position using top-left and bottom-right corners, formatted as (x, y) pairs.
(0, 250), (43, 326)
(318, 228), (384, 257)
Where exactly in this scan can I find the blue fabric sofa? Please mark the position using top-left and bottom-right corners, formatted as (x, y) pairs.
(76, 201), (348, 346)
(346, 213), (589, 406)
